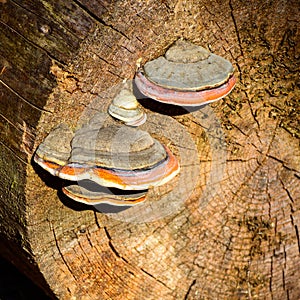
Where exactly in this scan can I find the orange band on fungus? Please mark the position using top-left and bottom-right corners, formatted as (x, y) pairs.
(135, 71), (236, 106)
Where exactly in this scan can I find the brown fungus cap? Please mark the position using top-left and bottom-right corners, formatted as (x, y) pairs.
(70, 123), (167, 171)
(134, 40), (236, 106)
(142, 40), (234, 91)
(35, 123), (73, 166)
(34, 121), (180, 191)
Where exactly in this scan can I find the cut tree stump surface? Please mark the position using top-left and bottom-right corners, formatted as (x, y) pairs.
(0, 0), (299, 299)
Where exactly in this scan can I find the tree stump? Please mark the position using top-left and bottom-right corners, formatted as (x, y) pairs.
(0, 0), (299, 299)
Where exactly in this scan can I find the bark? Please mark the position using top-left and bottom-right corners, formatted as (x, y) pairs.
(0, 0), (299, 299)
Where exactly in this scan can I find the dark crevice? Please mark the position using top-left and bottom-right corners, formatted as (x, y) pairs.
(136, 13), (146, 21)
(290, 214), (295, 226)
(0, 20), (68, 66)
(269, 255), (273, 292)
(294, 225), (300, 254)
(280, 179), (294, 204)
(0, 80), (52, 113)
(0, 141), (27, 165)
(49, 221), (77, 281)
(283, 245), (287, 269)
(184, 279), (196, 300)
(72, 0), (130, 40)
(92, 52), (118, 68)
(120, 45), (134, 54)
(282, 269), (285, 291)
(11, 0), (82, 41)
(86, 233), (94, 248)
(229, 0), (244, 57)
(140, 268), (172, 290)
(0, 112), (24, 133)
(135, 35), (145, 45)
(231, 123), (248, 136)
(103, 226), (128, 263)
(246, 96), (261, 130)
(107, 69), (123, 79)
(226, 158), (256, 162)
(94, 211), (101, 229)
(267, 155), (299, 173)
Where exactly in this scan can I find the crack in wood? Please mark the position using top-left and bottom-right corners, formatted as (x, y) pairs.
(72, 0), (130, 40)
(0, 112), (22, 132)
(49, 220), (77, 281)
(183, 279), (196, 300)
(11, 0), (82, 41)
(93, 211), (101, 229)
(282, 269), (285, 291)
(267, 154), (300, 173)
(283, 243), (287, 274)
(228, 0), (244, 59)
(280, 179), (295, 207)
(230, 122), (249, 136)
(103, 226), (128, 263)
(85, 230), (94, 248)
(140, 267), (172, 291)
(246, 96), (261, 130)
(269, 255), (273, 293)
(91, 51), (118, 68)
(120, 44), (134, 55)
(286, 288), (290, 300)
(98, 223), (177, 293)
(0, 19), (67, 66)
(0, 140), (27, 165)
(135, 35), (145, 45)
(294, 225), (300, 254)
(0, 80), (52, 113)
(226, 158), (257, 162)
(107, 69), (123, 79)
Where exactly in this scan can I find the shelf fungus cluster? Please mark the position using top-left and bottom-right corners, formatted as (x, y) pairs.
(34, 40), (236, 208)
(34, 122), (179, 206)
(135, 40), (236, 106)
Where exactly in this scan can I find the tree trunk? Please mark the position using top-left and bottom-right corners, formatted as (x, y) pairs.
(1, 0), (299, 299)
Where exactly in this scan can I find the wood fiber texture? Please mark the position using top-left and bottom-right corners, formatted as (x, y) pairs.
(0, 0), (299, 299)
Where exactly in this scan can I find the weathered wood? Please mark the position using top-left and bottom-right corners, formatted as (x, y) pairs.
(0, 0), (300, 299)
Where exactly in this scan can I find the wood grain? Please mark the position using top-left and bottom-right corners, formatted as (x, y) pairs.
(0, 0), (299, 299)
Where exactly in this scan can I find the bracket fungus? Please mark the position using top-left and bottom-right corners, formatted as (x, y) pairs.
(34, 121), (180, 206)
(34, 124), (73, 175)
(108, 82), (146, 126)
(58, 123), (179, 190)
(62, 183), (147, 206)
(135, 40), (236, 106)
